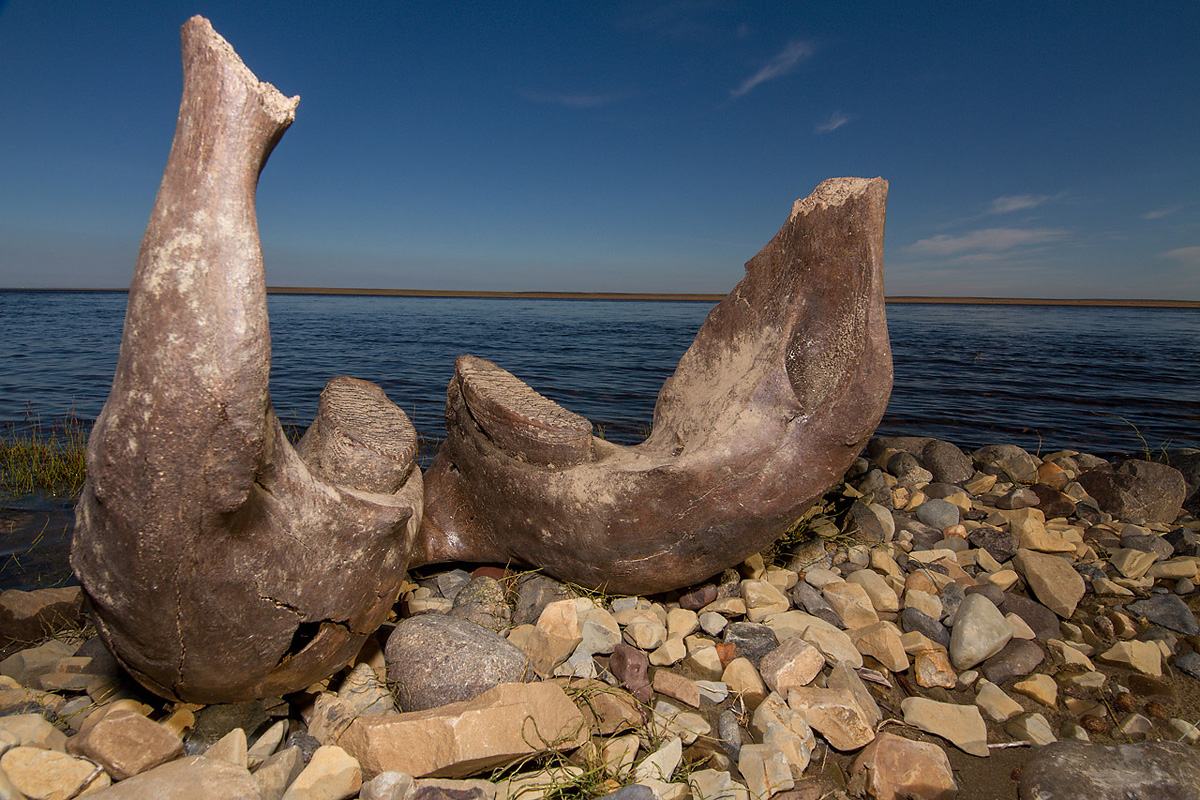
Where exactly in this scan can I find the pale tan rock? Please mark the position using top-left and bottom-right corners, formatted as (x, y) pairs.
(850, 622), (909, 672)
(847, 570), (900, 613)
(623, 613), (668, 651)
(974, 680), (1023, 722)
(650, 701), (711, 745)
(65, 707), (184, 781)
(306, 693), (358, 746)
(902, 589), (941, 620)
(0, 640), (75, 686)
(742, 581), (790, 623)
(1013, 674), (1057, 708)
(494, 765), (583, 800)
(901, 697), (988, 757)
(0, 713), (67, 751)
(870, 549), (904, 582)
(983, 569), (1019, 591)
(280, 745), (361, 800)
(849, 732), (957, 800)
(665, 608), (699, 640)
(256, 747), (305, 800)
(700, 597), (747, 617)
(1049, 640), (1094, 670)
(247, 720), (288, 770)
(648, 637), (687, 667)
(765, 612), (863, 668)
(761, 721), (813, 776)
(1098, 641), (1162, 677)
(633, 736), (682, 782)
(1109, 549), (1159, 580)
(738, 743), (793, 798)
(822, 582), (879, 628)
(340, 682), (587, 779)
(653, 671), (700, 708)
(786, 686), (876, 751)
(750, 693), (817, 749)
(1, 746), (109, 799)
(757, 637), (824, 695)
(683, 646), (724, 680)
(826, 661), (882, 728)
(1012, 518), (1076, 554)
(1005, 612), (1036, 639)
(1146, 558), (1198, 580)
(722, 658), (768, 710)
(689, 769), (749, 800)
(764, 566), (798, 592)
(1005, 712), (1056, 745)
(598, 733), (640, 777)
(913, 649), (957, 689)
(1013, 549), (1085, 618)
(537, 600), (582, 641)
(900, 631), (943, 655)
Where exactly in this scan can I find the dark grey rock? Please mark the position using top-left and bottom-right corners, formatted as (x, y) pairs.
(922, 482), (968, 500)
(185, 701), (270, 755)
(1164, 449), (1200, 512)
(723, 622), (780, 666)
(449, 576), (512, 633)
(284, 731), (321, 765)
(1166, 527), (1200, 557)
(922, 440), (975, 485)
(1030, 484), (1077, 518)
(968, 526), (1019, 563)
(1174, 650), (1200, 682)
(433, 569), (473, 601)
(599, 785), (657, 800)
(939, 581), (966, 625)
(981, 638), (1045, 685)
(385, 614), (529, 711)
(1127, 594), (1200, 636)
(996, 487), (1040, 510)
(1120, 531), (1173, 559)
(791, 582), (843, 629)
(853, 469), (894, 509)
(1001, 593), (1062, 640)
(1077, 460), (1188, 524)
(717, 708), (744, 760)
(868, 436), (932, 460)
(848, 501), (889, 543)
(915, 498), (959, 531)
(412, 785), (491, 800)
(1018, 740), (1200, 800)
(886, 452), (932, 486)
(899, 607), (950, 648)
(964, 583), (1006, 607)
(512, 573), (571, 626)
(973, 444), (1039, 484)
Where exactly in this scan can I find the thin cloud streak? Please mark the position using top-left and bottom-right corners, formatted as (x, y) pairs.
(815, 111), (850, 133)
(730, 40), (812, 98)
(990, 194), (1051, 214)
(909, 227), (1068, 257)
(1162, 246), (1200, 266)
(1143, 207), (1179, 220)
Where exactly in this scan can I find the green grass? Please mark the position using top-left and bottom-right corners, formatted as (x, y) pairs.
(0, 416), (89, 499)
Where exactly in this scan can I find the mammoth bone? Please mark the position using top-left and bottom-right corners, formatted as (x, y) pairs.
(71, 17), (422, 703)
(72, 15), (891, 704)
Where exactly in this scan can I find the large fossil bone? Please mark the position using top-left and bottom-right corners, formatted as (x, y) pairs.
(71, 17), (422, 703)
(416, 177), (891, 595)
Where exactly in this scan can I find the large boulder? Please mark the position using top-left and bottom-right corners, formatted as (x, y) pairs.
(1078, 459), (1187, 523)
(1018, 740), (1200, 800)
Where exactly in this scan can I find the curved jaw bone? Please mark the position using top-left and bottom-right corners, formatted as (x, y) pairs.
(70, 16), (422, 704)
(416, 177), (891, 596)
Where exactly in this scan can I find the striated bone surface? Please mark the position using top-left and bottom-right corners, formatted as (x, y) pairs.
(70, 16), (422, 703)
(416, 177), (891, 595)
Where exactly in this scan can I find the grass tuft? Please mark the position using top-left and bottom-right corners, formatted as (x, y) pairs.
(0, 414), (89, 499)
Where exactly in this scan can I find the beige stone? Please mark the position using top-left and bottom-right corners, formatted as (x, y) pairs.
(282, 744), (362, 800)
(913, 649), (957, 689)
(983, 569), (1020, 591)
(850, 622), (909, 672)
(255, 746), (305, 800)
(757, 637), (824, 695)
(1146, 558), (1198, 581)
(765, 612), (863, 669)
(1013, 549), (1085, 618)
(902, 589), (942, 620)
(247, 719), (288, 769)
(738, 744), (793, 798)
(683, 646), (724, 680)
(0, 713), (67, 751)
(650, 701), (711, 745)
(1098, 641), (1162, 677)
(750, 693), (817, 750)
(689, 769), (750, 800)
(1109, 549), (1159, 580)
(340, 682), (587, 779)
(974, 680), (1023, 722)
(786, 686), (876, 751)
(849, 732), (957, 800)
(622, 613), (668, 651)
(494, 765), (583, 800)
(648, 636), (687, 667)
(537, 600), (582, 641)
(599, 733), (640, 777)
(1013, 674), (1057, 708)
(633, 736), (681, 782)
(722, 658), (768, 710)
(653, 670), (700, 708)
(847, 570), (901, 613)
(0, 746), (109, 799)
(742, 581), (790, 623)
(66, 707), (184, 781)
(901, 697), (988, 757)
(822, 582), (879, 628)
(665, 608), (699, 639)
(0, 640), (75, 686)
(700, 597), (747, 617)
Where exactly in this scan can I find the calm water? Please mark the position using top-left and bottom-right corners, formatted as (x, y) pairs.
(2, 290), (1198, 589)
(2, 290), (1198, 456)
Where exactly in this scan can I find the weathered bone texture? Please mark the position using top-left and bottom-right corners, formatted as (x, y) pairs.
(71, 16), (422, 703)
(416, 177), (891, 595)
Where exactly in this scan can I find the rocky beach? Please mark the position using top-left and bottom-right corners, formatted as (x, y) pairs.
(1, 435), (1199, 799)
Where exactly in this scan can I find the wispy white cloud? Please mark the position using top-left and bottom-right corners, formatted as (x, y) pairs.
(520, 90), (632, 109)
(814, 111), (850, 133)
(1143, 206), (1179, 220)
(730, 40), (812, 98)
(908, 227), (1068, 258)
(1161, 246), (1200, 266)
(989, 195), (1051, 214)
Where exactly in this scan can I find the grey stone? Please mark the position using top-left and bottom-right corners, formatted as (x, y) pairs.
(967, 527), (1020, 563)
(922, 440), (975, 484)
(949, 594), (1013, 670)
(722, 622), (780, 667)
(449, 576), (512, 633)
(1018, 740), (1200, 800)
(360, 771), (414, 800)
(1127, 594), (1200, 636)
(981, 639), (1044, 685)
(599, 785), (656, 800)
(887, 452), (932, 486)
(997, 487), (1040, 510)
(512, 574), (571, 626)
(186, 702), (270, 756)
(915, 499), (959, 531)
(1174, 651), (1200, 681)
(791, 582), (843, 629)
(1119, 531), (1173, 559)
(854, 470), (895, 509)
(385, 614), (529, 711)
(939, 581), (965, 624)
(1001, 593), (1062, 640)
(1077, 460), (1187, 524)
(973, 444), (1039, 483)
(717, 709), (744, 760)
(900, 608), (950, 648)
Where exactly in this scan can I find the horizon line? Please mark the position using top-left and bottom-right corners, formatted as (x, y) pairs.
(3, 286), (1198, 308)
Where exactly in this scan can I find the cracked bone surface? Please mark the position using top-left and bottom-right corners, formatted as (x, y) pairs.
(416, 177), (891, 595)
(70, 16), (422, 703)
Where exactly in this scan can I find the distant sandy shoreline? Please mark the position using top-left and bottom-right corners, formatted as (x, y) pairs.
(5, 287), (1199, 308)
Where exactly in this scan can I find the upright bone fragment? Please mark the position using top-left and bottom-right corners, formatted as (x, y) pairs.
(71, 17), (422, 703)
(417, 178), (891, 595)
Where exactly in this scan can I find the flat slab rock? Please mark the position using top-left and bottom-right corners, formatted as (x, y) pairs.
(1018, 740), (1200, 800)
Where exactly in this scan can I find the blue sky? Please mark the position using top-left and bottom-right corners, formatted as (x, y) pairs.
(1, 1), (1197, 298)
